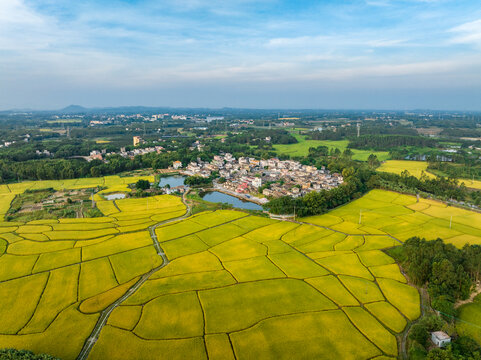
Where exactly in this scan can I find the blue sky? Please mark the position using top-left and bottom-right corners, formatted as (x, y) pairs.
(1, 0), (481, 110)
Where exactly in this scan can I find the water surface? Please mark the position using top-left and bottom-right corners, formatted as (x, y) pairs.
(201, 191), (263, 210)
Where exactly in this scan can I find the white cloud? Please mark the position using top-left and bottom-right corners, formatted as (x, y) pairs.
(449, 19), (481, 46)
(1, 0), (481, 109)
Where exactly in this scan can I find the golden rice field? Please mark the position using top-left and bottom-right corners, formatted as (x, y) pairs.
(0, 193), (185, 359)
(302, 189), (481, 248)
(0, 184), (426, 360)
(3, 185), (481, 359)
(0, 175), (156, 220)
(377, 160), (481, 189)
(377, 160), (436, 179)
(88, 207), (420, 360)
(0, 175), (155, 196)
(459, 178), (481, 190)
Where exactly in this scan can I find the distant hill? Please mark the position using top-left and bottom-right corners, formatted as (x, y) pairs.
(60, 105), (88, 113)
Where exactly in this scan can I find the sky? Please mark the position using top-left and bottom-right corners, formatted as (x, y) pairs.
(1, 0), (481, 110)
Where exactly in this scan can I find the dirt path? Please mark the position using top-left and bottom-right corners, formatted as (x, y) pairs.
(455, 283), (481, 309)
(399, 287), (428, 359)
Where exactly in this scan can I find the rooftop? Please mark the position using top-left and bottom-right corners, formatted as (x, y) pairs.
(432, 331), (451, 341)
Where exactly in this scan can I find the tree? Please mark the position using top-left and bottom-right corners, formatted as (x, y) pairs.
(0, 349), (59, 359)
(367, 154), (380, 168)
(90, 166), (101, 177)
(431, 296), (457, 319)
(427, 347), (456, 360)
(409, 323), (429, 346)
(452, 336), (481, 358)
(342, 148), (354, 159)
(184, 176), (211, 186)
(136, 179), (150, 190)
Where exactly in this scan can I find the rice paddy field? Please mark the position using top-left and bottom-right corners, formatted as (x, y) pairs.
(460, 179), (481, 190)
(377, 160), (436, 179)
(0, 175), (155, 196)
(273, 135), (390, 161)
(0, 175), (155, 220)
(2, 183), (481, 359)
(0, 193), (186, 359)
(0, 183), (425, 360)
(90, 209), (417, 360)
(377, 160), (481, 192)
(302, 189), (481, 248)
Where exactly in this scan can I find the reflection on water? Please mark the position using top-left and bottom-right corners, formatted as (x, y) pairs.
(158, 175), (186, 188)
(104, 193), (126, 200)
(201, 191), (263, 210)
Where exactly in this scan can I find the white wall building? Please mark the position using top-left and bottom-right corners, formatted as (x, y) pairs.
(431, 331), (451, 348)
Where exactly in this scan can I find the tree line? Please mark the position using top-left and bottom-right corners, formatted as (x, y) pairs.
(226, 129), (298, 146)
(392, 237), (481, 317)
(348, 135), (437, 151)
(390, 238), (481, 359)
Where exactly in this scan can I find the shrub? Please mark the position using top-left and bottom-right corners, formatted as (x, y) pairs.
(0, 349), (59, 360)
(136, 179), (150, 190)
(409, 324), (429, 346)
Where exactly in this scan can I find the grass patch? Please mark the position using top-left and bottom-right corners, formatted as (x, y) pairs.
(457, 294), (481, 344)
(273, 136), (389, 161)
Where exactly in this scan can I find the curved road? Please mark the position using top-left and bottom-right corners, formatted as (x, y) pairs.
(76, 192), (191, 360)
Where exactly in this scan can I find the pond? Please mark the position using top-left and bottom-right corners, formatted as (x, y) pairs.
(201, 191), (263, 211)
(158, 175), (186, 188)
(104, 193), (126, 200)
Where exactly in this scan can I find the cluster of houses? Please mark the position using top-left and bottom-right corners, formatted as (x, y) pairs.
(87, 144), (164, 162)
(181, 153), (343, 198)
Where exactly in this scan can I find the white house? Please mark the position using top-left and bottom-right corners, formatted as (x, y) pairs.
(431, 331), (451, 348)
(252, 177), (262, 189)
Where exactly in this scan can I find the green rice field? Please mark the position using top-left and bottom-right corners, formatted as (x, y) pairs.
(273, 135), (390, 161)
(457, 294), (481, 344)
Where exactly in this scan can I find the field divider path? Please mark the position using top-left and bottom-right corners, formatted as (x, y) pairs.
(400, 287), (427, 359)
(76, 192), (192, 360)
(111, 200), (121, 212)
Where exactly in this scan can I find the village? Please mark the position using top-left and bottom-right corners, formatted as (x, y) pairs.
(180, 153), (343, 200)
